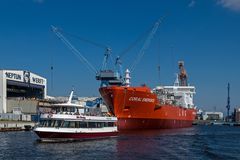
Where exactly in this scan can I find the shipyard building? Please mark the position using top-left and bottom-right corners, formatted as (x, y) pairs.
(0, 70), (47, 115)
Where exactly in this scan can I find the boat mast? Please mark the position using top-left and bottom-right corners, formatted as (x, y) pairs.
(67, 90), (74, 104)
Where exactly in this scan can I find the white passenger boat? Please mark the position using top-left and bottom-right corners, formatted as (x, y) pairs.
(34, 91), (118, 142)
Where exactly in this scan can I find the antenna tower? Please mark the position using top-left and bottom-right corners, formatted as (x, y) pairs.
(226, 83), (230, 118)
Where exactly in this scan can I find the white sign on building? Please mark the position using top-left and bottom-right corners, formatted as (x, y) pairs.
(0, 70), (47, 113)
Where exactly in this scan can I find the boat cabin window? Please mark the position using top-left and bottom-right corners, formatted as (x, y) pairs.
(39, 120), (55, 127)
(69, 121), (76, 128)
(47, 120), (52, 127)
(70, 107), (75, 112)
(62, 121), (70, 128)
(62, 107), (67, 112)
(56, 108), (61, 113)
(39, 120), (45, 127)
(61, 107), (76, 113)
(51, 120), (56, 127)
(88, 122), (96, 128)
(38, 120), (115, 128)
(79, 122), (87, 128)
(96, 122), (104, 128)
(104, 122), (114, 127)
(54, 120), (63, 127)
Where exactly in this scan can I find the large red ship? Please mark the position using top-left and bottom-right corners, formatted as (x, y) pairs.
(99, 61), (196, 130)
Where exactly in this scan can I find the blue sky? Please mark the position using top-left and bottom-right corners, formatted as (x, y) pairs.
(0, 0), (240, 114)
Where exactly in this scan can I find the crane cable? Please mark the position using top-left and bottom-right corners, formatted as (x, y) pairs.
(51, 25), (98, 74)
(57, 28), (115, 71)
(130, 17), (164, 73)
(117, 26), (152, 60)
(59, 29), (108, 49)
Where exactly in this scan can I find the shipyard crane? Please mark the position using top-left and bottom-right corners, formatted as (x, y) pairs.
(51, 25), (119, 87)
(51, 25), (98, 74)
(226, 83), (230, 118)
(115, 56), (123, 78)
(178, 61), (188, 86)
(103, 17), (164, 86)
(101, 47), (112, 71)
(115, 25), (155, 78)
(60, 29), (113, 71)
(129, 17), (164, 73)
(51, 17), (164, 87)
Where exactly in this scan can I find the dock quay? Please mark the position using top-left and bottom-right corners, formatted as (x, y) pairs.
(0, 121), (36, 132)
(193, 120), (240, 126)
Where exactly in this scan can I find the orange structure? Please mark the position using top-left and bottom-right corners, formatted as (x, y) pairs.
(100, 86), (196, 130)
(99, 62), (196, 130)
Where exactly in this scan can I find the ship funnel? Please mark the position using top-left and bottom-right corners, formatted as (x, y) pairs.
(67, 90), (74, 104)
(125, 69), (131, 87)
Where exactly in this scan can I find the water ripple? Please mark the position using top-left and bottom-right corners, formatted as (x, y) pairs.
(1, 126), (240, 159)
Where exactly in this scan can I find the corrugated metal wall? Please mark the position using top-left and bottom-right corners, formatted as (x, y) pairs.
(7, 99), (38, 114)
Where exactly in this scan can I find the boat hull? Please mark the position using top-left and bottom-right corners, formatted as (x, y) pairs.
(34, 131), (118, 141)
(118, 118), (193, 130)
(99, 86), (196, 130)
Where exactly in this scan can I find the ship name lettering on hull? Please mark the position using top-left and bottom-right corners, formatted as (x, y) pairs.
(129, 97), (155, 103)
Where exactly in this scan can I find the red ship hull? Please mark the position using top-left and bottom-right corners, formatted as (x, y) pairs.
(117, 118), (193, 130)
(99, 86), (196, 130)
(34, 131), (118, 141)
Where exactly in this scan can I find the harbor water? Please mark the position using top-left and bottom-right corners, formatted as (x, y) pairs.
(0, 125), (240, 160)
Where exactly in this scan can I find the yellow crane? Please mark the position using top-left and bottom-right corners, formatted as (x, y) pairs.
(178, 61), (188, 86)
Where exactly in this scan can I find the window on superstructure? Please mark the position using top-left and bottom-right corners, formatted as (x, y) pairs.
(70, 107), (75, 112)
(79, 122), (87, 128)
(104, 122), (108, 127)
(101, 122), (105, 128)
(62, 121), (70, 128)
(108, 122), (114, 127)
(42, 120), (47, 127)
(62, 107), (67, 112)
(54, 120), (62, 127)
(56, 108), (61, 113)
(75, 121), (80, 128)
(47, 120), (52, 127)
(69, 121), (76, 128)
(51, 120), (56, 127)
(39, 120), (44, 127)
(88, 122), (96, 128)
(96, 122), (103, 128)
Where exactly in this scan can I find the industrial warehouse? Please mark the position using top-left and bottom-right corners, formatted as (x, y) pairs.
(0, 70), (47, 120)
(0, 69), (108, 121)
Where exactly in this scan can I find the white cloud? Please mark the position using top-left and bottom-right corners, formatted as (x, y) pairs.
(188, 0), (196, 8)
(218, 0), (240, 12)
